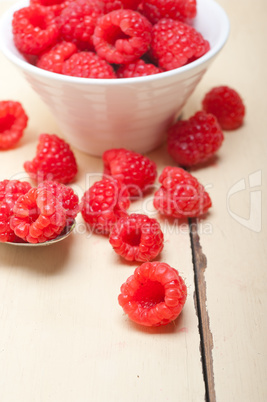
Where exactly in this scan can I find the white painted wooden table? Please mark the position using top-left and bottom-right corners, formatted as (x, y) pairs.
(0, 1), (266, 401)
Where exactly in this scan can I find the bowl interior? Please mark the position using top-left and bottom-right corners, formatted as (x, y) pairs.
(0, 0), (230, 155)
(0, 0), (230, 86)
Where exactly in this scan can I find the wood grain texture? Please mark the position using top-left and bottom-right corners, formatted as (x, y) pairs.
(184, 0), (267, 400)
(0, 2), (205, 401)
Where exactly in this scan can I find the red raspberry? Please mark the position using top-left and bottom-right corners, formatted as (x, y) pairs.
(10, 188), (66, 243)
(93, 10), (152, 64)
(24, 133), (78, 184)
(58, 0), (104, 51)
(37, 181), (80, 224)
(81, 178), (130, 235)
(153, 166), (212, 218)
(118, 261), (187, 326)
(37, 42), (77, 74)
(167, 111), (224, 167)
(12, 5), (60, 55)
(117, 59), (163, 78)
(202, 86), (246, 130)
(109, 213), (164, 262)
(103, 148), (157, 197)
(0, 180), (32, 242)
(30, 0), (71, 17)
(150, 19), (210, 71)
(100, 0), (141, 13)
(0, 101), (28, 150)
(62, 51), (116, 78)
(142, 0), (197, 24)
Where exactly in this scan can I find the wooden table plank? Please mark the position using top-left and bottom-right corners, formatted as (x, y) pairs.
(0, 2), (206, 401)
(184, 0), (267, 400)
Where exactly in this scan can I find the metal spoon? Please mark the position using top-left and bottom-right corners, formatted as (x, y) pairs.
(5, 220), (76, 247)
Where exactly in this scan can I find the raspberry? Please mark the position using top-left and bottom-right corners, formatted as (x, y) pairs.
(0, 101), (28, 150)
(12, 5), (60, 55)
(10, 188), (66, 243)
(30, 0), (71, 17)
(0, 180), (32, 242)
(93, 10), (152, 64)
(153, 166), (212, 218)
(142, 0), (197, 24)
(103, 148), (157, 197)
(24, 133), (78, 184)
(109, 213), (164, 262)
(62, 51), (116, 78)
(37, 181), (80, 224)
(118, 261), (187, 326)
(167, 111), (224, 167)
(58, 0), (104, 51)
(81, 178), (130, 235)
(117, 59), (163, 78)
(150, 19), (210, 71)
(37, 42), (77, 74)
(202, 86), (246, 130)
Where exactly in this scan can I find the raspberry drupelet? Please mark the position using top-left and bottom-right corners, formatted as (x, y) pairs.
(103, 148), (157, 197)
(167, 111), (224, 167)
(150, 18), (210, 70)
(12, 5), (60, 55)
(202, 86), (246, 130)
(118, 261), (187, 327)
(153, 166), (212, 218)
(109, 213), (164, 262)
(10, 187), (67, 243)
(81, 178), (130, 235)
(93, 9), (152, 64)
(24, 133), (78, 184)
(0, 100), (28, 150)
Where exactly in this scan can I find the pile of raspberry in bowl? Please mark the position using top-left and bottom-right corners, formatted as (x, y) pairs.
(11, 0), (211, 78)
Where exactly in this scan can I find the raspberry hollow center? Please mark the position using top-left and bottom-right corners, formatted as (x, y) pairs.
(132, 280), (165, 308)
(0, 114), (15, 132)
(122, 228), (142, 246)
(105, 26), (130, 46)
(29, 207), (40, 223)
(29, 14), (48, 30)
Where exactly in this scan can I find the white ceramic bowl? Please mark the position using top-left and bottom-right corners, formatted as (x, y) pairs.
(0, 0), (230, 156)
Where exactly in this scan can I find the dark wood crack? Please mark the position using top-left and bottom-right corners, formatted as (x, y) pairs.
(189, 218), (216, 402)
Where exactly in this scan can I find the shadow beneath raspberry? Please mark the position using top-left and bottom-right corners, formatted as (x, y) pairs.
(123, 311), (186, 335)
(187, 154), (220, 172)
(0, 234), (74, 275)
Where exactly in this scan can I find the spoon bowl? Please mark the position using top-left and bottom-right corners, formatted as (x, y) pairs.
(5, 220), (76, 247)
